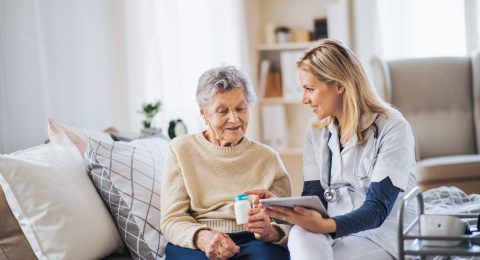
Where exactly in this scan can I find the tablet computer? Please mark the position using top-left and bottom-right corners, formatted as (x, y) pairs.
(259, 196), (329, 218)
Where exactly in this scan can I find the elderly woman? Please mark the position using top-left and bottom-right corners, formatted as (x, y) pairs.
(160, 65), (291, 260)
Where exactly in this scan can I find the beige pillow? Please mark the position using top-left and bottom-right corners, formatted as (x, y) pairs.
(47, 118), (112, 155)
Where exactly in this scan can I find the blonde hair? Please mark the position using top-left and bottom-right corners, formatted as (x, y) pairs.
(297, 38), (388, 145)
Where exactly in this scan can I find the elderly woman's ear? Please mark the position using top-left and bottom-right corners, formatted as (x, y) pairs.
(199, 106), (209, 125)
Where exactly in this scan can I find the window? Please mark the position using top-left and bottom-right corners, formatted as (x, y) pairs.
(376, 0), (467, 59)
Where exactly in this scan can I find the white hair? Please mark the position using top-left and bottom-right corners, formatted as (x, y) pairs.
(196, 65), (256, 107)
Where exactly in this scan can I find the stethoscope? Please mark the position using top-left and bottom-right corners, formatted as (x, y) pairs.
(324, 123), (379, 203)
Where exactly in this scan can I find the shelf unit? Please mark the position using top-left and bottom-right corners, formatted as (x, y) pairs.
(257, 42), (316, 51)
(259, 97), (304, 105)
(245, 0), (329, 196)
(276, 147), (304, 156)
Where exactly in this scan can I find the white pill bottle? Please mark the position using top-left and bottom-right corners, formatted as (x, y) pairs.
(234, 194), (251, 225)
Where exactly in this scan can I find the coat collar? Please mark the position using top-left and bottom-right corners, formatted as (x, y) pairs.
(360, 112), (378, 132)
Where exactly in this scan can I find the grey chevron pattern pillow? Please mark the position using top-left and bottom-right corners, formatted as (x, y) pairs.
(85, 137), (168, 260)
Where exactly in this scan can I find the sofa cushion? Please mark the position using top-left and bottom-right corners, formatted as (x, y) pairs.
(85, 137), (168, 260)
(0, 186), (36, 260)
(0, 133), (124, 259)
(416, 154), (480, 194)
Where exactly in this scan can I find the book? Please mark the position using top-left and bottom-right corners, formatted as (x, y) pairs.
(261, 104), (287, 149)
(258, 59), (271, 98)
(264, 72), (282, 98)
(280, 50), (304, 101)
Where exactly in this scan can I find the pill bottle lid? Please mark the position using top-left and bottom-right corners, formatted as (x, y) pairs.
(235, 194), (249, 201)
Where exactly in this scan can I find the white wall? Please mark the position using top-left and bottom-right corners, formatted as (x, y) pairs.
(351, 0), (379, 79)
(326, 0), (351, 47)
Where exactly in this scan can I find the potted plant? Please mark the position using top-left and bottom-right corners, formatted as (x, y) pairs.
(139, 100), (161, 130)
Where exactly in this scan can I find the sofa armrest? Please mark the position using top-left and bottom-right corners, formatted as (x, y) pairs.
(416, 155), (480, 194)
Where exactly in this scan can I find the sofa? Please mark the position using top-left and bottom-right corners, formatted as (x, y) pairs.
(0, 119), (167, 260)
(373, 53), (480, 194)
(1, 115), (478, 260)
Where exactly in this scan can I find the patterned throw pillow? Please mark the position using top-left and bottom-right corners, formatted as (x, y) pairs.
(85, 137), (168, 260)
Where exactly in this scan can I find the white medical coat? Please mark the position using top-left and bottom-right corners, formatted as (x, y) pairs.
(302, 108), (417, 257)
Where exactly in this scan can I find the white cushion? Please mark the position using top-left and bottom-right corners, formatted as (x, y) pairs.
(0, 133), (124, 260)
(85, 137), (168, 259)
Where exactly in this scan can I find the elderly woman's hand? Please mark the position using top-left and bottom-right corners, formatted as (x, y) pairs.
(194, 230), (240, 259)
(244, 188), (275, 207)
(245, 207), (281, 242)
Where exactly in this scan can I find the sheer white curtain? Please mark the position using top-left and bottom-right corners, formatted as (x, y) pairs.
(145, 0), (250, 135)
(351, 0), (468, 93)
(0, 0), (249, 153)
(0, 0), (131, 153)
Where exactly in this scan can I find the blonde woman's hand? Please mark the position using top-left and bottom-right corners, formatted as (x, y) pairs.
(194, 230), (240, 259)
(244, 188), (275, 199)
(265, 205), (336, 234)
(245, 207), (280, 242)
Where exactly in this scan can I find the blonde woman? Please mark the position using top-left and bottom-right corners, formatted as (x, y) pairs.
(248, 39), (417, 259)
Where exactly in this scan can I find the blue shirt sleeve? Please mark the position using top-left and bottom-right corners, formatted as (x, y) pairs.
(302, 180), (328, 209)
(331, 177), (400, 238)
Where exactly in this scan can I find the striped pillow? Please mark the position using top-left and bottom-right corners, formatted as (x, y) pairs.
(85, 137), (168, 260)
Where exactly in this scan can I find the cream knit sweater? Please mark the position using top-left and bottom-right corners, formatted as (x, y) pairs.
(160, 132), (291, 249)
